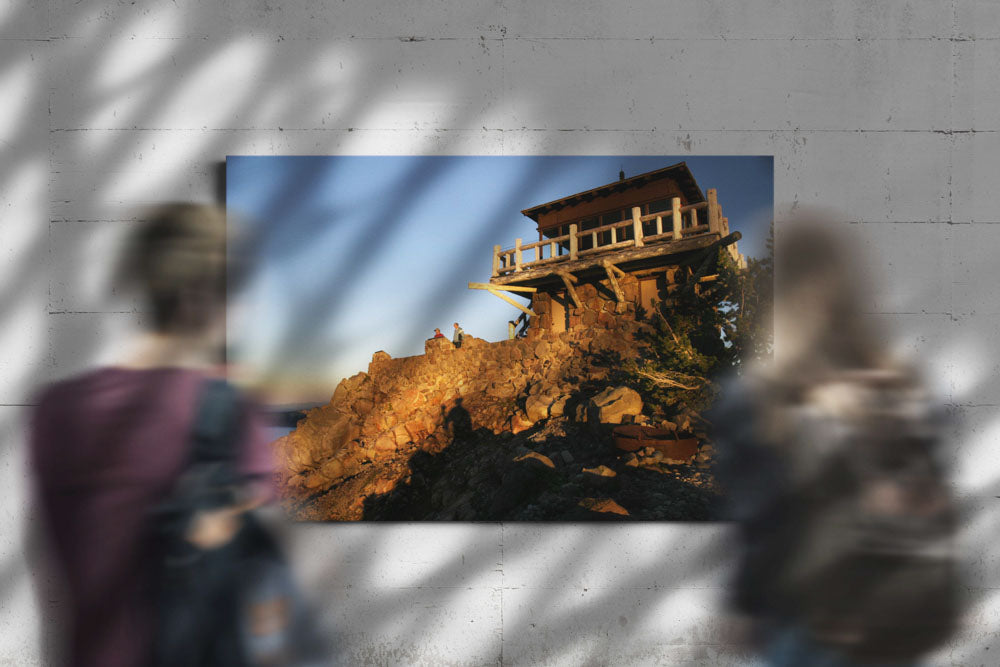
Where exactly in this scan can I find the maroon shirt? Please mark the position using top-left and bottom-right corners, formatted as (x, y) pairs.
(30, 367), (274, 667)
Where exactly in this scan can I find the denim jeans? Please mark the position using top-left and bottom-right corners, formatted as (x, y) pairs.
(765, 626), (919, 667)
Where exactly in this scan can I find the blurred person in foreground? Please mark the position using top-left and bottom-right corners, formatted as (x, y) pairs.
(711, 216), (960, 666)
(30, 204), (321, 666)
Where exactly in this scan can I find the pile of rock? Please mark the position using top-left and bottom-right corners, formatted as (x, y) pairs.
(274, 320), (649, 500)
(273, 274), (719, 520)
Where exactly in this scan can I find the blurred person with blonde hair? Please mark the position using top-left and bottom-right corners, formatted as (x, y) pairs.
(30, 204), (277, 666)
(712, 215), (959, 666)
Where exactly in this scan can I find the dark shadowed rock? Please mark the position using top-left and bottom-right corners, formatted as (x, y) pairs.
(489, 450), (557, 516)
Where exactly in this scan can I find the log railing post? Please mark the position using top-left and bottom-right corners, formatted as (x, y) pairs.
(492, 244), (501, 276)
(672, 197), (682, 240)
(515, 238), (523, 272)
(611, 226), (617, 244)
(632, 206), (643, 247)
(708, 188), (720, 234)
(690, 207), (697, 229)
(550, 240), (557, 259)
(569, 223), (578, 260)
(656, 215), (663, 235)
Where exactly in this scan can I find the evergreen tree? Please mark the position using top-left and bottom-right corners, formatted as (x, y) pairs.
(630, 226), (773, 418)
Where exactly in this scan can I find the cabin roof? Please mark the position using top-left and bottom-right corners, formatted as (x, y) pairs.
(520, 161), (705, 222)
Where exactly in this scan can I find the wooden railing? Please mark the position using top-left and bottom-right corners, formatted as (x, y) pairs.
(493, 189), (729, 276)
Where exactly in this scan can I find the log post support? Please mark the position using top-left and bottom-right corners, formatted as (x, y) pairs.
(707, 188), (720, 234)
(569, 223), (578, 260)
(514, 238), (523, 272)
(672, 197), (682, 240)
(492, 245), (501, 277)
(557, 271), (581, 309)
(602, 260), (625, 303)
(632, 206), (643, 247)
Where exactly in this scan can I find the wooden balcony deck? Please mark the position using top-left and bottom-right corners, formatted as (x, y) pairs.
(489, 189), (744, 289)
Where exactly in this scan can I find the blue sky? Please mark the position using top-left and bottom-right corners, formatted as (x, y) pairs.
(226, 156), (772, 401)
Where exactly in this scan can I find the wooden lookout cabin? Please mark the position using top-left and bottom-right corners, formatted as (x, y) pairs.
(470, 162), (746, 334)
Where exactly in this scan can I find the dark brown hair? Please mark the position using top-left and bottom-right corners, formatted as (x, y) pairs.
(119, 203), (230, 334)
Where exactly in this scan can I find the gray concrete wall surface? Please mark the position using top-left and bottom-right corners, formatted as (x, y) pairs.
(2, 1), (998, 664)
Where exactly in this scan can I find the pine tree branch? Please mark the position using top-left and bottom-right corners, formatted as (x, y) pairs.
(634, 368), (707, 391)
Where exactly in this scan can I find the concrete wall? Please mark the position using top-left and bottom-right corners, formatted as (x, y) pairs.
(3, 1), (999, 664)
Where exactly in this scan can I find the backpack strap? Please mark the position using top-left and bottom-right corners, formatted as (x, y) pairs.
(189, 378), (242, 466)
(176, 378), (245, 510)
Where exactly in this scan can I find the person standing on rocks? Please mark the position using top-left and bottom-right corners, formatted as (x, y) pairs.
(453, 322), (465, 348)
(514, 311), (528, 337)
(433, 328), (445, 339)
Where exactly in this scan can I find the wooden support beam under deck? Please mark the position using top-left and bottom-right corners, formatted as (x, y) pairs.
(602, 260), (625, 302)
(557, 271), (582, 309)
(605, 261), (627, 279)
(486, 287), (536, 317)
(468, 282), (537, 293)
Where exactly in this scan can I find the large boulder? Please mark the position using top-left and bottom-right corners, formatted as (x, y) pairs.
(549, 394), (570, 418)
(509, 412), (534, 434)
(374, 432), (397, 453)
(587, 386), (643, 424)
(524, 394), (553, 422)
(319, 458), (344, 481)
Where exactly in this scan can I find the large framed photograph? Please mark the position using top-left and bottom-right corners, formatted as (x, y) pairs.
(226, 156), (773, 521)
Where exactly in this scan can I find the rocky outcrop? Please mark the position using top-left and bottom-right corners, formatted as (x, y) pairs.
(274, 269), (719, 521)
(275, 320), (653, 511)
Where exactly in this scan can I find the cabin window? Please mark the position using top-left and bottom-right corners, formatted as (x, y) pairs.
(578, 217), (597, 250)
(556, 225), (570, 254)
(642, 217), (657, 237)
(642, 200), (669, 236)
(597, 209), (627, 245)
(645, 199), (670, 216)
